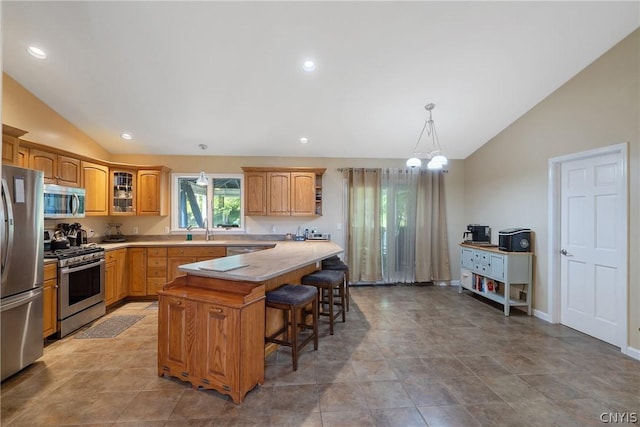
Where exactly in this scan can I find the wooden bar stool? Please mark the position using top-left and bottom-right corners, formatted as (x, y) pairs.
(322, 256), (350, 311)
(301, 270), (345, 335)
(265, 284), (318, 371)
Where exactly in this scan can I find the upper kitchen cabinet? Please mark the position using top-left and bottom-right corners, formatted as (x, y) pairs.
(82, 161), (110, 216)
(29, 147), (81, 187)
(110, 169), (137, 215)
(2, 124), (27, 165)
(244, 172), (267, 216)
(137, 167), (170, 216)
(242, 167), (325, 217)
(110, 166), (171, 216)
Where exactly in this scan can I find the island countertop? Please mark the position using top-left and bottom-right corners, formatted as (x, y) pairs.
(178, 240), (343, 282)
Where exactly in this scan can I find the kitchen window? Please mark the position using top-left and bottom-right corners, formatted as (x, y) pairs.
(171, 174), (244, 232)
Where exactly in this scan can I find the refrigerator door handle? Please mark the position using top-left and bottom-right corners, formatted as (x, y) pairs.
(0, 288), (42, 313)
(1, 178), (15, 283)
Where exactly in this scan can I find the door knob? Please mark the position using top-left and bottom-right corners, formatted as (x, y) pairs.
(560, 249), (573, 256)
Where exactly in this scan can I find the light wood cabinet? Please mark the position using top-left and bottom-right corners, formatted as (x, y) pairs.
(2, 125), (28, 165)
(167, 246), (226, 282)
(194, 301), (238, 391)
(137, 168), (170, 216)
(18, 147), (29, 168)
(43, 263), (58, 338)
(127, 247), (147, 296)
(110, 169), (137, 215)
(105, 249), (127, 306)
(242, 167), (325, 217)
(158, 295), (189, 374)
(290, 172), (316, 216)
(29, 148), (82, 187)
(146, 247), (167, 296)
(266, 172), (291, 216)
(82, 161), (109, 216)
(244, 172), (267, 216)
(3, 136), (171, 216)
(109, 167), (170, 216)
(158, 274), (265, 404)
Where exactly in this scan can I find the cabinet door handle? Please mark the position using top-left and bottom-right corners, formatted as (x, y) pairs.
(170, 299), (182, 305)
(210, 308), (223, 313)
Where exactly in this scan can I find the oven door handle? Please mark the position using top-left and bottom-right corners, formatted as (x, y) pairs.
(60, 258), (105, 274)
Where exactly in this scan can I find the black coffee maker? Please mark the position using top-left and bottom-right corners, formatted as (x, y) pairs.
(463, 224), (491, 243)
(67, 223), (87, 246)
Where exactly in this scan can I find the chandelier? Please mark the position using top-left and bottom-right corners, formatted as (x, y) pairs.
(406, 103), (448, 170)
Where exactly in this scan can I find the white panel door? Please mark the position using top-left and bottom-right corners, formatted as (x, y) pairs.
(560, 152), (623, 346)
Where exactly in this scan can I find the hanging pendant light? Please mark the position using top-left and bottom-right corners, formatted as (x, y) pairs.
(406, 103), (448, 169)
(196, 144), (208, 186)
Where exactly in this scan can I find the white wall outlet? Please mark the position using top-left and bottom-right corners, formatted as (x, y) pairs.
(336, 223), (342, 231)
(164, 226), (170, 234)
(132, 226), (139, 235)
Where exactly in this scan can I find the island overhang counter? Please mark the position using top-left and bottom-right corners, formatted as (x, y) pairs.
(157, 240), (343, 403)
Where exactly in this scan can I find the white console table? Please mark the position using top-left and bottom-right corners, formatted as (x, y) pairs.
(459, 243), (532, 316)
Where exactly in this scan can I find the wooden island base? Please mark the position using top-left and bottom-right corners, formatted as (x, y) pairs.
(157, 255), (328, 403)
(157, 274), (266, 404)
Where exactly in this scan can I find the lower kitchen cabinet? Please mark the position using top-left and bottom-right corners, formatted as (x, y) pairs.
(105, 249), (127, 306)
(43, 263), (58, 338)
(157, 274), (265, 404)
(146, 247), (168, 296)
(127, 247), (147, 296)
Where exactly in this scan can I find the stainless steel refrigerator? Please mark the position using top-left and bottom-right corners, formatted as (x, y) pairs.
(1, 164), (44, 381)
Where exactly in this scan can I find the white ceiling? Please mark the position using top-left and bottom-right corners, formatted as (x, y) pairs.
(2, 1), (638, 160)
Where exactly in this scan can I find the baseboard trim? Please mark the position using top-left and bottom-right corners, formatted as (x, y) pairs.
(626, 346), (640, 361)
(450, 280), (460, 287)
(533, 309), (553, 323)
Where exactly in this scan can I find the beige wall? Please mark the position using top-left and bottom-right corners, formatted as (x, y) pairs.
(464, 30), (639, 349)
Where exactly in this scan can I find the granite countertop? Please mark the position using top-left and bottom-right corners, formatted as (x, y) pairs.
(178, 240), (343, 282)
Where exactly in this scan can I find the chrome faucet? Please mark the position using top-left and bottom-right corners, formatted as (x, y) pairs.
(203, 218), (210, 241)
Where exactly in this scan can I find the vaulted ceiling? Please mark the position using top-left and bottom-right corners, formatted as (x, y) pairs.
(2, 1), (638, 159)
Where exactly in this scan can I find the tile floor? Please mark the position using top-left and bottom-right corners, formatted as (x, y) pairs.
(1, 285), (639, 426)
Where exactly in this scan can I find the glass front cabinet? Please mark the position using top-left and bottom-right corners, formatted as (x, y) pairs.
(110, 169), (136, 215)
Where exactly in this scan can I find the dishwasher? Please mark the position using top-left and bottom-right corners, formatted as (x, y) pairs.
(225, 246), (269, 256)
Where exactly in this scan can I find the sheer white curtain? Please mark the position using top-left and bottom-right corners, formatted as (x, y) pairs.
(381, 168), (419, 283)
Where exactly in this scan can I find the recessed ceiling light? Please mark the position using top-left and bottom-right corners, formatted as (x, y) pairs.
(120, 133), (133, 141)
(299, 137), (309, 144)
(27, 46), (46, 59)
(302, 60), (316, 72)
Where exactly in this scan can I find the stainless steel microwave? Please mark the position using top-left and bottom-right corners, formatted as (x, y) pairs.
(43, 184), (86, 219)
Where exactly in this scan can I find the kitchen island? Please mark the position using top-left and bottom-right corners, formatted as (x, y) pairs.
(157, 240), (342, 403)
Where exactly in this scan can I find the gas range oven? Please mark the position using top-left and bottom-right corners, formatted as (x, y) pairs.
(44, 246), (106, 337)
